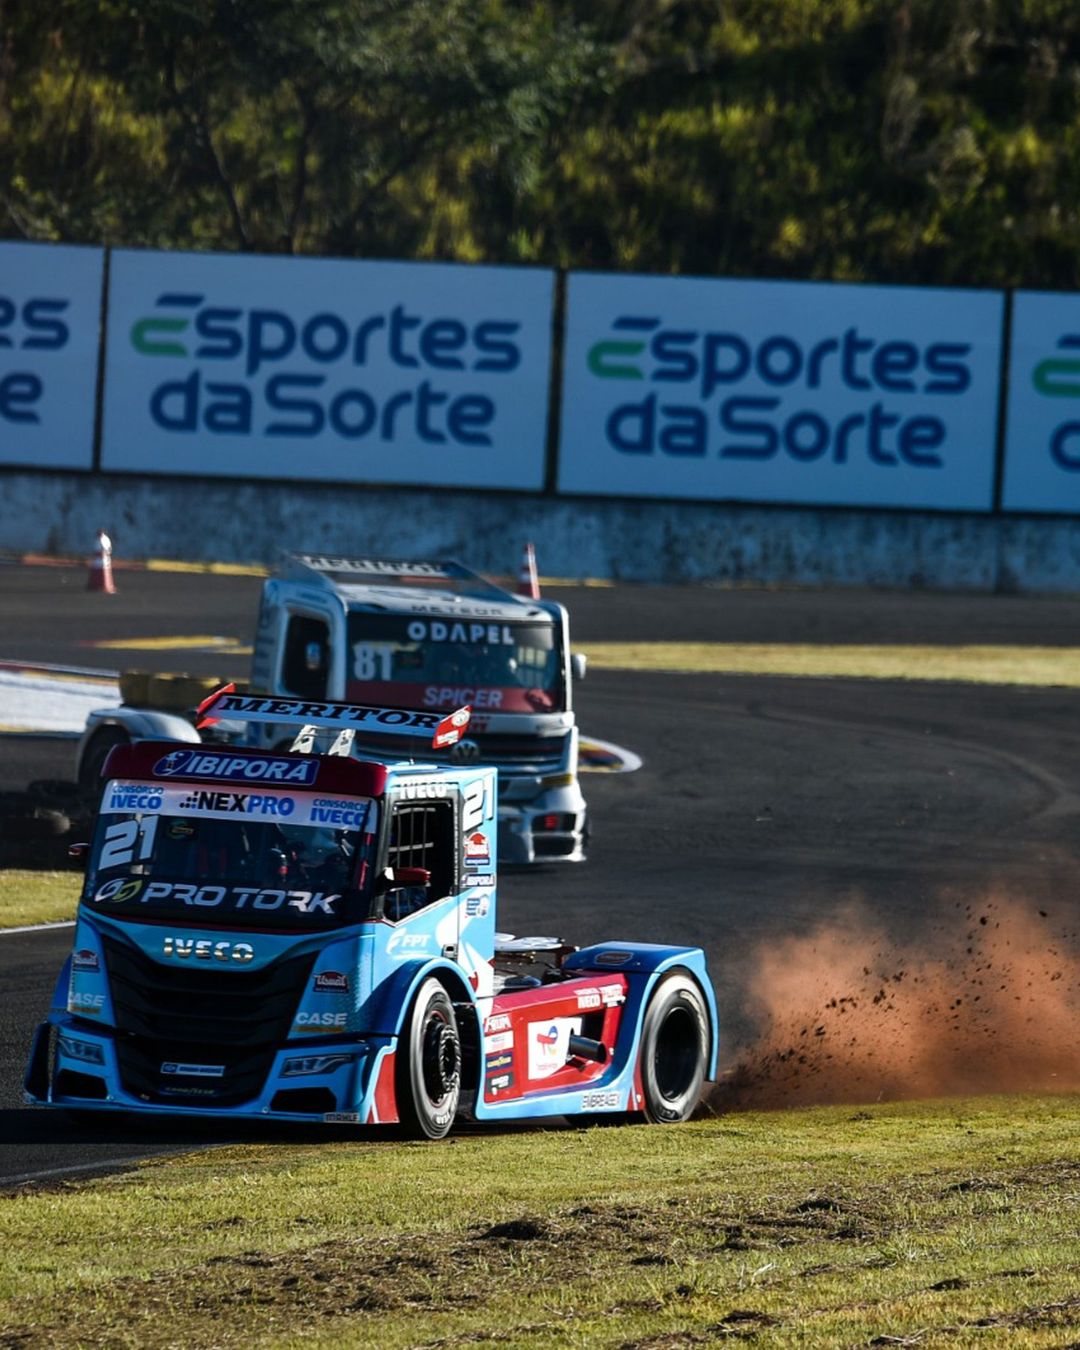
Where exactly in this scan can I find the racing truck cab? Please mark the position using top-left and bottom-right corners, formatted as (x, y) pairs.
(78, 554), (589, 866)
(31, 692), (716, 1136)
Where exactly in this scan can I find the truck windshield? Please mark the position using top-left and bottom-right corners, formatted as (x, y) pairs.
(81, 781), (379, 931)
(346, 615), (564, 713)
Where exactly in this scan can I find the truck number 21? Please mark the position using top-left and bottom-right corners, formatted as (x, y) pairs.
(462, 779), (494, 833)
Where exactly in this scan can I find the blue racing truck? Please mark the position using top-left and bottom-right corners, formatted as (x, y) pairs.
(27, 690), (716, 1137)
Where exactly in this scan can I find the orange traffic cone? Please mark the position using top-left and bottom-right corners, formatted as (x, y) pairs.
(87, 529), (117, 594)
(517, 541), (540, 599)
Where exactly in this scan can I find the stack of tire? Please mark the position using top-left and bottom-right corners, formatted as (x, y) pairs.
(0, 780), (92, 870)
(1, 673), (238, 871)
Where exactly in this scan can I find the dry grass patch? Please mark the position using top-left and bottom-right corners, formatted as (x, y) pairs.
(0, 870), (78, 927)
(582, 642), (1080, 687)
(1, 1097), (1078, 1348)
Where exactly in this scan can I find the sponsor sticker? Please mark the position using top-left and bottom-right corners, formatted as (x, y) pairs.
(324, 1111), (361, 1123)
(386, 931), (431, 955)
(162, 936), (255, 963)
(484, 1012), (512, 1034)
(154, 749), (319, 785)
(69, 991), (105, 1014)
(107, 788), (163, 812)
(177, 788), (297, 818)
(464, 832), (490, 867)
(97, 880), (340, 917)
(161, 1061), (225, 1078)
(314, 970), (350, 993)
(485, 1051), (513, 1075)
(486, 1071), (515, 1095)
(527, 1017), (581, 1080)
(580, 1090), (622, 1112)
(595, 950), (634, 966)
(465, 894), (490, 918)
(294, 1011), (348, 1030)
(72, 948), (100, 971)
(99, 781), (372, 832)
(486, 1030), (513, 1053)
(407, 620), (516, 646)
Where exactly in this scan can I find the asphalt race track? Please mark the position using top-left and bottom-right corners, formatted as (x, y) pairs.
(3, 562), (1080, 1183)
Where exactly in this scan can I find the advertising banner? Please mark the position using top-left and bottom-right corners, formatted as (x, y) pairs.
(1002, 291), (1080, 513)
(101, 250), (554, 489)
(0, 242), (104, 469)
(558, 273), (1004, 510)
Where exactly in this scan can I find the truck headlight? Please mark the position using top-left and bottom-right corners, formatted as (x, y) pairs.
(58, 1035), (105, 1065)
(281, 1054), (354, 1078)
(539, 773), (575, 789)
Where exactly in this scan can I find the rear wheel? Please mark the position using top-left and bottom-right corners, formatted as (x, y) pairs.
(639, 973), (709, 1124)
(396, 978), (461, 1139)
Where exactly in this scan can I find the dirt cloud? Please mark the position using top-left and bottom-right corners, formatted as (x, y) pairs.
(712, 896), (1080, 1110)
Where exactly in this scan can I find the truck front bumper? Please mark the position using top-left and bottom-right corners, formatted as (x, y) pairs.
(25, 1016), (401, 1126)
(497, 777), (589, 865)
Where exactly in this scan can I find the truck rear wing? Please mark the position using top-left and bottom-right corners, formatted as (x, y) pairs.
(195, 685), (471, 749)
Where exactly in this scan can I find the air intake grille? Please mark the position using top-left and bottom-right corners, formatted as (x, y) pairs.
(102, 936), (314, 1107)
(353, 731), (568, 775)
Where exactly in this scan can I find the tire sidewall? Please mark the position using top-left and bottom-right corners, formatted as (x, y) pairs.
(398, 977), (461, 1139)
(639, 973), (709, 1124)
(79, 727), (130, 798)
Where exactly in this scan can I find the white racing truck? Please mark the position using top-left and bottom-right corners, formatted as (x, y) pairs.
(77, 554), (589, 865)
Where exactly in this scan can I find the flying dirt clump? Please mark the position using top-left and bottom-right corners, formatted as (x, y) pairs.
(712, 896), (1080, 1110)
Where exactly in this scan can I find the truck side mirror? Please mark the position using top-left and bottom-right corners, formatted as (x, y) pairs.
(571, 652), (587, 681)
(376, 865), (432, 892)
(67, 842), (90, 869)
(391, 866), (431, 887)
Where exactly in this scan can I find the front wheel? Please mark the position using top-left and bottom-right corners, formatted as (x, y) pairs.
(78, 727), (130, 799)
(639, 973), (709, 1124)
(395, 978), (461, 1140)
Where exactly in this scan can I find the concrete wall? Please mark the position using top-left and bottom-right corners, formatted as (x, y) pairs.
(3, 468), (1080, 593)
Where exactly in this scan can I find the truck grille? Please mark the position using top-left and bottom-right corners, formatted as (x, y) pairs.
(352, 731), (568, 777)
(102, 935), (314, 1108)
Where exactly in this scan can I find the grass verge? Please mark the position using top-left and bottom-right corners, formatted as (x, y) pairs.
(582, 641), (1080, 686)
(2, 1095), (1078, 1348)
(0, 870), (78, 927)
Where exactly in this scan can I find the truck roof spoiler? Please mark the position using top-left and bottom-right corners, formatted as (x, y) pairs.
(280, 553), (515, 604)
(195, 685), (472, 750)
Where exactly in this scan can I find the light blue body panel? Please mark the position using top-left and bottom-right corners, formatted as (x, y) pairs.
(26, 741), (720, 1129)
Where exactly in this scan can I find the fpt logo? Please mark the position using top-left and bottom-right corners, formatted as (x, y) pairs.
(583, 312), (974, 468)
(1031, 334), (1080, 470)
(128, 289), (524, 447)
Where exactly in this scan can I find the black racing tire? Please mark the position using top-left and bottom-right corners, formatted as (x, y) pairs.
(639, 973), (710, 1124)
(395, 978), (461, 1140)
(78, 727), (130, 798)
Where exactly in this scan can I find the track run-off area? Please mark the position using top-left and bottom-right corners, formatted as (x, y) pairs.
(0, 563), (1078, 1187)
